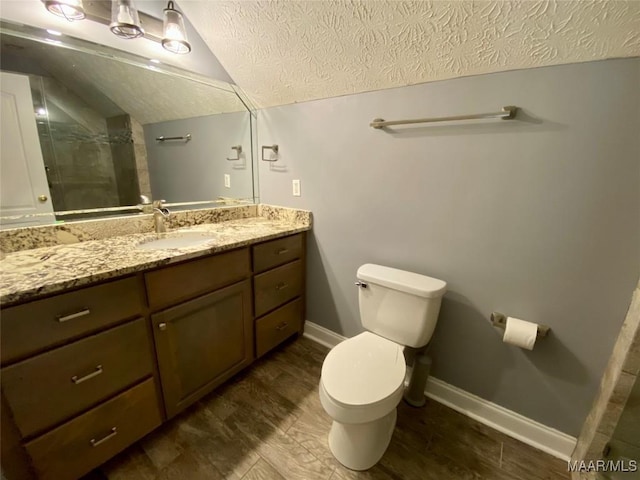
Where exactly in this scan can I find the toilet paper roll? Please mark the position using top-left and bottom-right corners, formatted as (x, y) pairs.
(503, 316), (538, 350)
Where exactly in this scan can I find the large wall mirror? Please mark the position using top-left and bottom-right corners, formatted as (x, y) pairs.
(0, 21), (257, 228)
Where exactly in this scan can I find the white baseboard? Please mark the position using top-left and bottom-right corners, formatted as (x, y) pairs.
(303, 321), (346, 349)
(303, 320), (577, 461)
(424, 377), (576, 461)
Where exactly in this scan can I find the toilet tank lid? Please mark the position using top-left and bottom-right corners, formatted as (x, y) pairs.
(357, 264), (447, 298)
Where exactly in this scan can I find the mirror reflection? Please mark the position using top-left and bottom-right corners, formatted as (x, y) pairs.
(0, 22), (255, 228)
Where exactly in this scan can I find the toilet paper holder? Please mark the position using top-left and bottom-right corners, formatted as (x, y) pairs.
(490, 312), (550, 338)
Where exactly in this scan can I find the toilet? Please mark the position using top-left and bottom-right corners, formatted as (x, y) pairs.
(319, 263), (447, 471)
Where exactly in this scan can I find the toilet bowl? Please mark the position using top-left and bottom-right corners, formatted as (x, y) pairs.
(319, 264), (447, 470)
(319, 332), (406, 470)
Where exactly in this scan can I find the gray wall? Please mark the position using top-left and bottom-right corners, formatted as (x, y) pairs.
(257, 58), (640, 436)
(144, 111), (253, 203)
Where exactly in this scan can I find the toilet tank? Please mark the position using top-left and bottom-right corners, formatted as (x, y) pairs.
(356, 264), (447, 348)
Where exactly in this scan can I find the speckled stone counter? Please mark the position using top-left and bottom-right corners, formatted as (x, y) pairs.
(0, 206), (311, 306)
(0, 205), (259, 254)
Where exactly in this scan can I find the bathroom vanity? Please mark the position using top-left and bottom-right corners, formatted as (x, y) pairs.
(0, 209), (309, 480)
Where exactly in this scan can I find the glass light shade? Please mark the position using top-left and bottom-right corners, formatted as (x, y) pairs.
(42, 0), (85, 21)
(110, 0), (144, 39)
(162, 1), (191, 54)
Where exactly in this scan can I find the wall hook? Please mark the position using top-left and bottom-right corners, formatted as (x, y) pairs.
(226, 145), (242, 161)
(261, 144), (279, 162)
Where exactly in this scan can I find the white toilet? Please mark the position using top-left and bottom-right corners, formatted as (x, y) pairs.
(319, 263), (447, 471)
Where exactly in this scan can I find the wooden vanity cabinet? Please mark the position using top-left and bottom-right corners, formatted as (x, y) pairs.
(1, 233), (306, 479)
(145, 248), (254, 419)
(146, 235), (306, 417)
(252, 233), (306, 358)
(0, 277), (161, 480)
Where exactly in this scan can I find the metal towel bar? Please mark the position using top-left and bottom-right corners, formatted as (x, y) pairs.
(370, 106), (517, 129)
(156, 133), (192, 142)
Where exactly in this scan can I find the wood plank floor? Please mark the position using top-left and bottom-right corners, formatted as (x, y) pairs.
(84, 336), (571, 480)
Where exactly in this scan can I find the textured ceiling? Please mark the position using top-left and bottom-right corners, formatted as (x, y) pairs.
(180, 0), (640, 108)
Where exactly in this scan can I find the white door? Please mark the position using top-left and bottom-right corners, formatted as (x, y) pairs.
(0, 71), (54, 227)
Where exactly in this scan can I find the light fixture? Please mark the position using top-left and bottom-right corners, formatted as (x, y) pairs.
(110, 0), (144, 39)
(41, 0), (85, 21)
(40, 0), (192, 55)
(162, 1), (191, 54)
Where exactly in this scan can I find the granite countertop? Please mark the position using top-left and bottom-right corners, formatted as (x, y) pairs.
(0, 217), (310, 306)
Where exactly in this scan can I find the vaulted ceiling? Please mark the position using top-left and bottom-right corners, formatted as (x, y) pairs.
(181, 0), (640, 108)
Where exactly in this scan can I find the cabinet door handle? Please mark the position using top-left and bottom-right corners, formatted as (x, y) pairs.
(158, 322), (167, 331)
(276, 248), (289, 255)
(276, 321), (289, 331)
(57, 308), (91, 323)
(275, 282), (288, 291)
(71, 365), (103, 384)
(90, 427), (117, 447)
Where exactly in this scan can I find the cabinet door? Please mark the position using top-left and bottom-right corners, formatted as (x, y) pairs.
(152, 280), (253, 418)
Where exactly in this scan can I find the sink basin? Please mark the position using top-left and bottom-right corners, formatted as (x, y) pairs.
(137, 233), (216, 251)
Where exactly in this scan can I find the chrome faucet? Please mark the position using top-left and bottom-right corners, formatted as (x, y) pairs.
(139, 194), (154, 214)
(152, 199), (170, 233)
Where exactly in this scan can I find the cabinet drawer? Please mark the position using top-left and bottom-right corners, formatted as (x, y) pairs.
(254, 260), (303, 317)
(253, 234), (303, 273)
(1, 277), (143, 365)
(2, 318), (152, 438)
(256, 298), (303, 358)
(24, 379), (161, 480)
(145, 248), (250, 310)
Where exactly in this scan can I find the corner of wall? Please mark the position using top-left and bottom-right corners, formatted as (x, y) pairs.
(572, 280), (640, 461)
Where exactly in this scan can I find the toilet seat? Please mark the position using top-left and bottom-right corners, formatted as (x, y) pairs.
(321, 332), (406, 409)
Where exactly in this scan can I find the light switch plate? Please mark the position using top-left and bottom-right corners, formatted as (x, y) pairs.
(292, 179), (301, 196)
(224, 174), (231, 188)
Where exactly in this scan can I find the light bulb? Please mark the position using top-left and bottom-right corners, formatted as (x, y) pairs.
(41, 0), (85, 21)
(162, 1), (191, 54)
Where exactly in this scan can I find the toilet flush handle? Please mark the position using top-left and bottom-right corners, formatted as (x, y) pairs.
(354, 281), (368, 288)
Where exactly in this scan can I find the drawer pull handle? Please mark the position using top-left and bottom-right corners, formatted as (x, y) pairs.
(90, 427), (117, 447)
(57, 308), (91, 323)
(275, 282), (288, 291)
(71, 365), (103, 384)
(158, 322), (167, 331)
(276, 321), (289, 331)
(276, 248), (289, 255)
